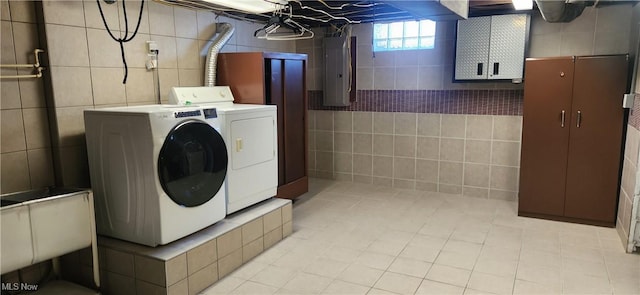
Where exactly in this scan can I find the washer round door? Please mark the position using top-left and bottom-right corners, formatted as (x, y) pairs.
(158, 120), (228, 207)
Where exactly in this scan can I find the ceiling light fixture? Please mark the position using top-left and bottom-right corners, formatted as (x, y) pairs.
(512, 0), (533, 10)
(201, 0), (287, 14)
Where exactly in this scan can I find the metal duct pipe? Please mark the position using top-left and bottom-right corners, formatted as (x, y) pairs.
(535, 0), (588, 23)
(204, 22), (234, 87)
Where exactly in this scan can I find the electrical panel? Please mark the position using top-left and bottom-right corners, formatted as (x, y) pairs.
(323, 36), (350, 106)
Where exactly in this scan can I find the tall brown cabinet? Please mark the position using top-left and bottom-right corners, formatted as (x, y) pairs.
(518, 55), (629, 226)
(217, 52), (308, 200)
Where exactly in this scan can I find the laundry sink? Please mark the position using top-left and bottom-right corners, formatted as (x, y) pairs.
(0, 187), (85, 207)
(0, 199), (20, 207)
(1, 188), (98, 281)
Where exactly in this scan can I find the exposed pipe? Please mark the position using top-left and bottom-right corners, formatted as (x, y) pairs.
(204, 22), (234, 87)
(535, 0), (588, 23)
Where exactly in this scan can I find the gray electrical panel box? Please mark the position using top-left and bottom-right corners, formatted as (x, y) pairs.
(323, 36), (350, 106)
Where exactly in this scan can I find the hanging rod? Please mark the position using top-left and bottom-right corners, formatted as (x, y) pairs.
(0, 49), (45, 79)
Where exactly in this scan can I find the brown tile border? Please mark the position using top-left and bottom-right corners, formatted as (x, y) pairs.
(308, 89), (524, 116)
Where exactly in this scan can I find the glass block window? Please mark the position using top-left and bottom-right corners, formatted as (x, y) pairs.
(373, 20), (436, 52)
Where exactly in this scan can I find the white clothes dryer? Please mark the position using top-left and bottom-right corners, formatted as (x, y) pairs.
(84, 105), (227, 247)
(169, 87), (277, 214)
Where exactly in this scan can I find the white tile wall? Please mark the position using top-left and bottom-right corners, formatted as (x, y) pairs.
(309, 111), (521, 200)
(33, 0), (297, 187)
(0, 1), (54, 194)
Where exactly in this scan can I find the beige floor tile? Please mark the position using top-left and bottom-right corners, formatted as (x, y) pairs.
(518, 248), (561, 269)
(425, 264), (471, 287)
(562, 272), (613, 294)
(512, 279), (561, 295)
(373, 272), (422, 294)
(388, 257), (432, 278)
(231, 281), (278, 294)
(483, 235), (522, 250)
(478, 245), (520, 262)
(272, 250), (317, 270)
(339, 263), (385, 287)
(355, 251), (396, 270)
(562, 257), (608, 278)
(229, 261), (269, 280)
(607, 263), (640, 283)
(377, 230), (415, 244)
(419, 224), (455, 239)
(434, 250), (479, 270)
(203, 179), (637, 295)
(399, 245), (441, 262)
(408, 234), (448, 249)
(281, 272), (333, 294)
(321, 280), (371, 295)
(274, 288), (307, 294)
(251, 247), (287, 265)
(334, 233), (376, 250)
(366, 288), (400, 295)
(560, 232), (601, 249)
(442, 240), (483, 254)
(611, 278), (640, 295)
(466, 272), (514, 295)
(415, 279), (464, 295)
(320, 246), (362, 264)
(250, 265), (297, 288)
(515, 264), (562, 289)
(304, 257), (350, 279)
(472, 256), (518, 279)
(366, 240), (407, 257)
(521, 234), (561, 253)
(201, 276), (245, 294)
(462, 288), (497, 295)
(599, 237), (627, 253)
(561, 245), (605, 264)
(449, 230), (488, 245)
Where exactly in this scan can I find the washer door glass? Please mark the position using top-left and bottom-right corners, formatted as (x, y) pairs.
(158, 120), (227, 207)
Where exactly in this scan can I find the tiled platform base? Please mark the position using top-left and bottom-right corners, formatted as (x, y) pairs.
(96, 198), (293, 295)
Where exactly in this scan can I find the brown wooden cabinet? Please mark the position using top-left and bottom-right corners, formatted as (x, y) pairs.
(518, 55), (629, 226)
(217, 52), (308, 200)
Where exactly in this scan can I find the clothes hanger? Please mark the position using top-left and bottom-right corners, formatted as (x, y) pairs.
(254, 6), (314, 40)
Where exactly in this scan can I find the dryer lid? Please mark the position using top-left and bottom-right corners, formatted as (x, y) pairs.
(169, 86), (234, 105)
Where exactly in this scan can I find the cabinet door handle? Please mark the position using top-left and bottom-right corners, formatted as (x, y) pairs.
(493, 62), (499, 75)
(576, 111), (582, 128)
(477, 63), (483, 75)
(561, 110), (565, 128)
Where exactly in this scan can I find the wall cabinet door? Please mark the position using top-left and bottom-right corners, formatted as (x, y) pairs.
(455, 14), (529, 81)
(455, 16), (491, 80)
(487, 14), (528, 80)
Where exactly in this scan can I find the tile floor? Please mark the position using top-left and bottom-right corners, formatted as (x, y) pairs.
(202, 179), (640, 295)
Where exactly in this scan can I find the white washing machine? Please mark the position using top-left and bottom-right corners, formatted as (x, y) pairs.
(84, 105), (227, 247)
(169, 86), (277, 214)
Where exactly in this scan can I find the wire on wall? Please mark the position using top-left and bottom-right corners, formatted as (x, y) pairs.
(96, 0), (145, 84)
